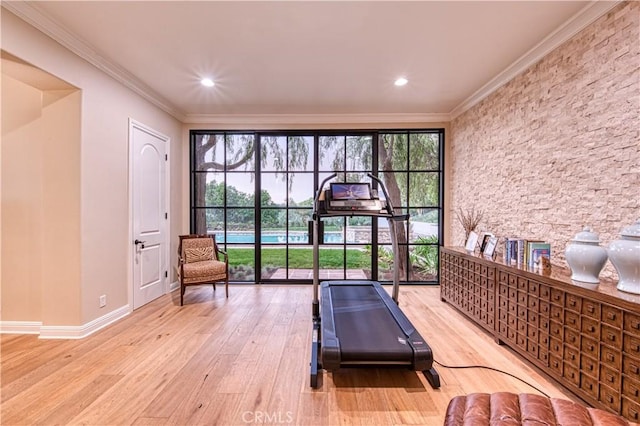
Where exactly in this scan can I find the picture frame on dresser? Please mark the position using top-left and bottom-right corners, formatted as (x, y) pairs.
(483, 236), (498, 259)
(479, 233), (494, 254)
(465, 231), (479, 253)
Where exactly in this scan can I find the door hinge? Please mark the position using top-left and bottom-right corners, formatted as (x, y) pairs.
(165, 212), (168, 219)
(165, 271), (168, 278)
(165, 154), (168, 161)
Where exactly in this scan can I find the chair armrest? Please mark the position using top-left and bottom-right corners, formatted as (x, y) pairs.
(216, 248), (228, 264)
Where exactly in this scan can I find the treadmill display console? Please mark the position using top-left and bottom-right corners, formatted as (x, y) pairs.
(327, 183), (384, 211)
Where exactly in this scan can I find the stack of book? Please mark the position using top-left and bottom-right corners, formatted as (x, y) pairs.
(504, 238), (551, 269)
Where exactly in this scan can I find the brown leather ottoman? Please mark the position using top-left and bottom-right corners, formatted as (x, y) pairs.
(444, 392), (631, 425)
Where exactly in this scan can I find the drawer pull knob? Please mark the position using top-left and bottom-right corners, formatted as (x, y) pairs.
(607, 353), (615, 362)
(607, 312), (616, 320)
(589, 326), (595, 332)
(587, 306), (595, 313)
(608, 333), (615, 341)
(608, 395), (614, 403)
(607, 374), (614, 382)
(589, 344), (595, 351)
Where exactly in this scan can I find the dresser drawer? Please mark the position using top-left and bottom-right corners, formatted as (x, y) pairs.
(564, 310), (580, 329)
(498, 308), (508, 322)
(624, 312), (640, 333)
(623, 354), (640, 376)
(621, 397), (640, 423)
(600, 364), (621, 389)
(539, 284), (551, 300)
(602, 305), (623, 328)
(564, 344), (580, 368)
(600, 345), (622, 369)
(550, 305), (563, 322)
(564, 327), (580, 348)
(599, 384), (621, 412)
(581, 299), (601, 319)
(527, 324), (538, 341)
(499, 283), (508, 297)
(565, 293), (581, 312)
(550, 321), (563, 340)
(564, 363), (580, 386)
(539, 300), (550, 316)
(550, 337), (563, 356)
(581, 316), (600, 339)
(551, 288), (564, 305)
(581, 335), (599, 358)
(517, 276), (527, 290)
(581, 353), (598, 378)
(580, 373), (599, 400)
(487, 268), (495, 280)
(623, 333), (640, 356)
(622, 375), (640, 400)
(549, 354), (563, 376)
(539, 316), (550, 334)
(601, 323), (622, 348)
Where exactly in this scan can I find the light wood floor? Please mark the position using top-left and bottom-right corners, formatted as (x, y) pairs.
(1, 285), (579, 425)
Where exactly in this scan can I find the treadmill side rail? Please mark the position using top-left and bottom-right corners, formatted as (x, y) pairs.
(310, 323), (320, 388)
(320, 282), (341, 370)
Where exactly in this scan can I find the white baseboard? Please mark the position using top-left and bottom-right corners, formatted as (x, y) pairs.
(0, 321), (42, 335)
(1, 304), (131, 339)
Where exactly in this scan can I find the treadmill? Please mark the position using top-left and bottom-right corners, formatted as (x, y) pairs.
(310, 173), (440, 389)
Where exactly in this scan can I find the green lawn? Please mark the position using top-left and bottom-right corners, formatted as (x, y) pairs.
(227, 247), (371, 268)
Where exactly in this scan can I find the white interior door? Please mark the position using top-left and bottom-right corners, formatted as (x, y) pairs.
(131, 121), (168, 309)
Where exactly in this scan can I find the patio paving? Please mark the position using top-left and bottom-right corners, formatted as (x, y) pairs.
(270, 268), (367, 280)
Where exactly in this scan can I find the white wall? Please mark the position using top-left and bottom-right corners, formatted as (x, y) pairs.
(1, 9), (183, 333)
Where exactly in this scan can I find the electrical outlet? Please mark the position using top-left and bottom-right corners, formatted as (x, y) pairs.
(99, 295), (107, 308)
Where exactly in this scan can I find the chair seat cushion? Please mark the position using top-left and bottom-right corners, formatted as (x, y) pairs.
(444, 392), (630, 426)
(182, 260), (226, 284)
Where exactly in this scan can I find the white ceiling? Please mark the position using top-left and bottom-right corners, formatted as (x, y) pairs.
(4, 1), (619, 123)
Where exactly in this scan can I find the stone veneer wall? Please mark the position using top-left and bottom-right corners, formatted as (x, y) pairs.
(449, 1), (639, 278)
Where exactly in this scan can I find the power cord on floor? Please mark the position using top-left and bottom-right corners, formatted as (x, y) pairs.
(433, 358), (551, 398)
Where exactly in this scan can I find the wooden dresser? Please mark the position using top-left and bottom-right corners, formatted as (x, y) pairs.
(440, 247), (640, 422)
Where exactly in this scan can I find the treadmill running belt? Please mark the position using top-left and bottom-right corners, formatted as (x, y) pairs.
(330, 284), (413, 363)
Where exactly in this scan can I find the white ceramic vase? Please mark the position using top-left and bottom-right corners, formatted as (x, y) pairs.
(608, 219), (640, 295)
(565, 227), (608, 284)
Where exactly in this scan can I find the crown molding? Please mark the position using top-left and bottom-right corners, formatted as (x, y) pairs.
(450, 0), (621, 120)
(183, 112), (451, 127)
(4, 0), (620, 125)
(2, 1), (186, 122)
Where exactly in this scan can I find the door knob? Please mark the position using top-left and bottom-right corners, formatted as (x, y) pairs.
(134, 239), (146, 249)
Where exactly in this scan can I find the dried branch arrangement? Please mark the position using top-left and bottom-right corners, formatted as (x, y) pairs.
(455, 206), (484, 240)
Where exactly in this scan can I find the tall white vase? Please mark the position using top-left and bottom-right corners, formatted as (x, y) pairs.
(565, 227), (608, 284)
(608, 219), (640, 295)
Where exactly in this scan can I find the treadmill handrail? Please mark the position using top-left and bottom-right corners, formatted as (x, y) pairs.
(367, 173), (393, 215)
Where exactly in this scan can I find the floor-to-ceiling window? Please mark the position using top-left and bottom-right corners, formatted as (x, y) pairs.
(190, 129), (443, 284)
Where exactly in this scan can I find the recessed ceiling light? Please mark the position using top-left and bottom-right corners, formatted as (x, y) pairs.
(201, 78), (215, 87)
(394, 77), (408, 86)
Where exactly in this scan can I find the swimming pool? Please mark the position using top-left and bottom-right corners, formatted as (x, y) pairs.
(216, 232), (343, 244)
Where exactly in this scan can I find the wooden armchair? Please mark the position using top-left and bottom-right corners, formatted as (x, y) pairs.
(177, 234), (228, 305)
